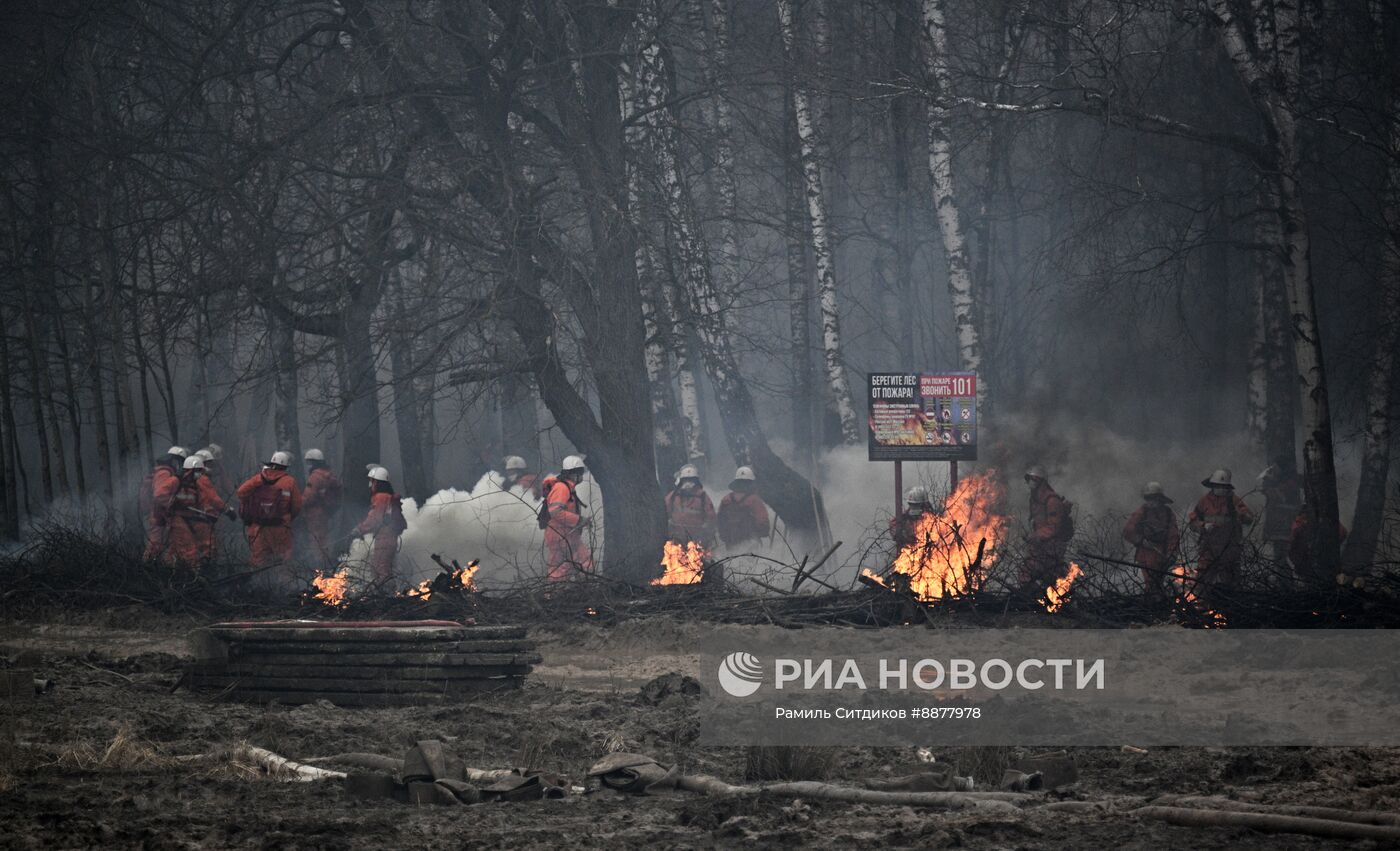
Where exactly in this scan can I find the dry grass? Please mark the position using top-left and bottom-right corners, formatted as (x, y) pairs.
(51, 725), (176, 772)
(744, 745), (838, 782)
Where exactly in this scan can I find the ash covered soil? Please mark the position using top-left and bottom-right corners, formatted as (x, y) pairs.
(2, 612), (1397, 849)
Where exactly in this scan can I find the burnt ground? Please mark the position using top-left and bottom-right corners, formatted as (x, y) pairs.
(2, 611), (1399, 849)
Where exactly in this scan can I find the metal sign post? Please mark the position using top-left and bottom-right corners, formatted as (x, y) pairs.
(894, 460), (903, 517)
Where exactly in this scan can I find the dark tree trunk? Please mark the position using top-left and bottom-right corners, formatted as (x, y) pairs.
(389, 285), (428, 501)
(0, 315), (20, 536)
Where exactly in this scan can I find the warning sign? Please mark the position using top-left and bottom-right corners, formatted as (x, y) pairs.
(867, 372), (978, 461)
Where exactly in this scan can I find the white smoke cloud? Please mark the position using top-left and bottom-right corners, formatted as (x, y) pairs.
(339, 470), (605, 588)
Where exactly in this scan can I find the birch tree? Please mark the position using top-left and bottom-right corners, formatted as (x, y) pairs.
(776, 0), (860, 445)
(1208, 0), (1342, 573)
(920, 0), (987, 409)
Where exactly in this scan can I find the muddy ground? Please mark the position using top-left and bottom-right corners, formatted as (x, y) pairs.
(2, 611), (1398, 849)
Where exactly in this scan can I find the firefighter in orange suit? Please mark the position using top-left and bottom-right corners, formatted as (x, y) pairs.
(236, 451), (302, 568)
(542, 455), (592, 580)
(1188, 468), (1255, 608)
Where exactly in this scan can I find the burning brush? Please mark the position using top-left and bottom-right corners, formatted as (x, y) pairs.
(652, 541), (708, 586)
(409, 555), (481, 601)
(863, 470), (1011, 602)
(311, 568), (351, 608)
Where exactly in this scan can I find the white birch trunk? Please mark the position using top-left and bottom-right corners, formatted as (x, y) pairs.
(621, 45), (692, 473)
(921, 0), (988, 409)
(703, 0), (741, 309)
(634, 3), (707, 467)
(1211, 0), (1342, 570)
(776, 0), (860, 444)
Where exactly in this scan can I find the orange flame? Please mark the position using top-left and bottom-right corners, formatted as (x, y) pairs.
(1044, 563), (1082, 612)
(312, 568), (350, 607)
(880, 470), (1010, 601)
(1171, 564), (1227, 628)
(653, 540), (707, 585)
(406, 559), (481, 600)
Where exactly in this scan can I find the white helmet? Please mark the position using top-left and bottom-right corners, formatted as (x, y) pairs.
(1025, 464), (1048, 481)
(267, 451), (293, 467)
(167, 446), (189, 459)
(368, 465), (390, 482)
(304, 448), (325, 462)
(205, 443), (223, 461)
(561, 455), (586, 473)
(504, 455), (528, 472)
(731, 466), (756, 483)
(905, 486), (930, 505)
(1203, 468), (1234, 489)
(195, 449), (213, 462)
(676, 463), (700, 482)
(182, 455), (205, 471)
(1142, 481), (1173, 503)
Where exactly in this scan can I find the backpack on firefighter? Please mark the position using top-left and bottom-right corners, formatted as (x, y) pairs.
(385, 494), (408, 536)
(537, 475), (585, 530)
(240, 478), (291, 525)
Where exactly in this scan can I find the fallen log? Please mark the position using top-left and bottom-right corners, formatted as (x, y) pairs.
(1133, 805), (1400, 841)
(234, 745), (348, 782)
(674, 774), (1025, 811)
(1151, 795), (1400, 827)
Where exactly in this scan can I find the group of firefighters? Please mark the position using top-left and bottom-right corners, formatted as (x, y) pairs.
(890, 463), (1348, 608)
(141, 445), (405, 583)
(539, 458), (772, 580)
(141, 447), (776, 586)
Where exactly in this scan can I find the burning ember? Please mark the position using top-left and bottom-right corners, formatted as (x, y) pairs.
(312, 568), (350, 608)
(1170, 564), (1226, 628)
(653, 541), (707, 585)
(1043, 563), (1082, 612)
(407, 558), (481, 601)
(873, 470), (1010, 601)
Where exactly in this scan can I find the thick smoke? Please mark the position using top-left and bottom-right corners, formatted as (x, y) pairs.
(340, 471), (605, 588)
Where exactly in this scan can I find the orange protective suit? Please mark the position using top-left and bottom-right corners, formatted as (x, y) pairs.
(302, 467), (343, 564)
(190, 477), (227, 562)
(236, 469), (302, 567)
(1022, 482), (1072, 588)
(717, 491), (769, 548)
(665, 488), (717, 548)
(1121, 501), (1180, 596)
(1188, 490), (1255, 605)
(142, 465), (179, 561)
(1288, 508), (1348, 584)
(161, 475), (208, 568)
(354, 491), (402, 583)
(543, 478), (592, 580)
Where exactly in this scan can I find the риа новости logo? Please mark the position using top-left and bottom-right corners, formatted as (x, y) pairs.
(717, 651), (763, 697)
